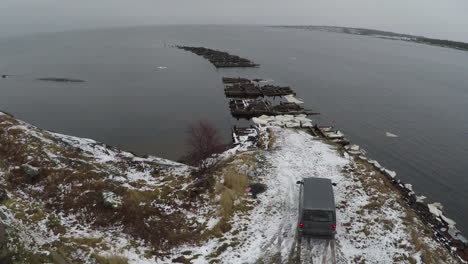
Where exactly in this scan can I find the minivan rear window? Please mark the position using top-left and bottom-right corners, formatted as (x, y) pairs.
(303, 210), (333, 222)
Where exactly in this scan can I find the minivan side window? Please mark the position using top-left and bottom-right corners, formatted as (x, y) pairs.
(303, 210), (333, 222)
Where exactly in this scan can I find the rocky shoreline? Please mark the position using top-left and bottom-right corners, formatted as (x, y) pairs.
(349, 140), (467, 261)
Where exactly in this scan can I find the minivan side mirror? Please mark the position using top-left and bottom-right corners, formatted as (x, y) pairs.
(296, 180), (304, 185)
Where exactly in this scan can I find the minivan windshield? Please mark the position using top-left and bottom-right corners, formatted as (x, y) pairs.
(303, 210), (333, 222)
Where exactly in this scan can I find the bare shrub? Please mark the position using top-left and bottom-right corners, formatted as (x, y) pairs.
(183, 120), (225, 169)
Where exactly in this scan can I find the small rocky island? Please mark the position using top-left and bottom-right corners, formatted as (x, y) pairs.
(37, 77), (85, 83)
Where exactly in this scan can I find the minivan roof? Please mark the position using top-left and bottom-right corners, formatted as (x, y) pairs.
(302, 178), (335, 211)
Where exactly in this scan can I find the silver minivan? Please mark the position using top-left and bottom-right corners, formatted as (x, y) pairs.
(297, 177), (336, 238)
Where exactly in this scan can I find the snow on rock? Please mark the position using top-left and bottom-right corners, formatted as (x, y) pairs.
(404, 183), (414, 192)
(416, 195), (427, 203)
(284, 94), (305, 104)
(384, 169), (397, 178)
(301, 122), (313, 128)
(428, 202), (444, 218)
(252, 114), (313, 128)
(324, 130), (344, 139)
(368, 159), (383, 169)
(102, 191), (123, 208)
(251, 117), (269, 125)
(428, 203), (457, 228)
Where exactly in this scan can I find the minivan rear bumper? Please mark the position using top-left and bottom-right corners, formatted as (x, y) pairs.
(299, 229), (335, 238)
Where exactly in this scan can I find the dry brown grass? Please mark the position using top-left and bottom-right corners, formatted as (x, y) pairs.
(267, 128), (276, 150)
(94, 254), (129, 264)
(362, 201), (382, 211)
(204, 152), (256, 238)
(223, 169), (249, 194)
(219, 188), (236, 218)
(405, 216), (447, 264)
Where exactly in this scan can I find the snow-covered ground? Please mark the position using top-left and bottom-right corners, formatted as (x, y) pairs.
(0, 112), (460, 263)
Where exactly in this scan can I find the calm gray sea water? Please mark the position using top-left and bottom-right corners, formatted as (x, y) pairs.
(0, 25), (467, 237)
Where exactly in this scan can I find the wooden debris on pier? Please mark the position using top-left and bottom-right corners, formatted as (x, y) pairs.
(259, 85), (295, 96)
(222, 77), (251, 84)
(225, 83), (263, 98)
(177, 46), (258, 68)
(314, 126), (350, 146)
(230, 99), (318, 118)
(232, 126), (258, 145)
(230, 99), (271, 118)
(271, 102), (303, 114)
(223, 77), (296, 98)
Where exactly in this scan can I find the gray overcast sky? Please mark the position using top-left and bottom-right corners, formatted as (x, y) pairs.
(1, 0), (468, 41)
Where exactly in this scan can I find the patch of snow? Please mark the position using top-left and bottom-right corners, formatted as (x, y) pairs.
(368, 159), (383, 169)
(252, 115), (313, 128)
(102, 191), (123, 208)
(404, 183), (414, 192)
(284, 94), (304, 104)
(206, 217), (221, 230)
(252, 117), (269, 125)
(416, 195), (427, 203)
(324, 131), (344, 139)
(442, 216), (457, 228)
(383, 169), (397, 178)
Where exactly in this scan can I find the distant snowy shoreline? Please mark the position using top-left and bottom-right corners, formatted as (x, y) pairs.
(276, 25), (468, 53)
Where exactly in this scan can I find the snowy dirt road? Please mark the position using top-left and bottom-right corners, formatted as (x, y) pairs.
(255, 128), (348, 264)
(294, 236), (337, 264)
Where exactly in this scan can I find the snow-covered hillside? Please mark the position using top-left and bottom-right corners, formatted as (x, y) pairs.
(0, 112), (463, 263)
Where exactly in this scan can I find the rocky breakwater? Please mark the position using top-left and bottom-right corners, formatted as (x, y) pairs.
(177, 46), (259, 68)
